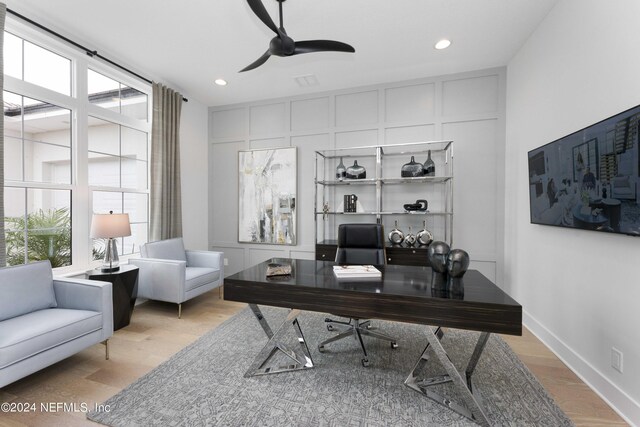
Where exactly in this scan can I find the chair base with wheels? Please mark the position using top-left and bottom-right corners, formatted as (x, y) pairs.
(320, 223), (400, 366)
(319, 317), (397, 366)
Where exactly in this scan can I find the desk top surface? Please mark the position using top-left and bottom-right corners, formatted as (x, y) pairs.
(226, 258), (519, 308)
(226, 258), (521, 335)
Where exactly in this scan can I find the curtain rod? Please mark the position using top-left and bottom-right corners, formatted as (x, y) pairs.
(6, 8), (188, 102)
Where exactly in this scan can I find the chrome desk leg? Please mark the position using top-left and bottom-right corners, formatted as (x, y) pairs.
(404, 327), (490, 427)
(245, 304), (314, 377)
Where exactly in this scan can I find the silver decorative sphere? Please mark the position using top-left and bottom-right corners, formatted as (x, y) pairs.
(427, 241), (450, 273)
(447, 249), (470, 278)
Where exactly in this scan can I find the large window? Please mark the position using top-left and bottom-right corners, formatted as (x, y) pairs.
(3, 26), (151, 271)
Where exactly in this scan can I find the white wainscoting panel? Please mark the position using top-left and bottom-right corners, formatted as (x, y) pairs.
(249, 137), (287, 150)
(442, 75), (499, 116)
(443, 119), (498, 259)
(335, 91), (378, 127)
(211, 108), (246, 139)
(384, 125), (436, 145)
(335, 129), (378, 149)
(250, 103), (286, 135)
(385, 83), (435, 124)
(249, 248), (286, 267)
(291, 134), (330, 247)
(209, 141), (245, 245)
(291, 97), (330, 131)
(210, 246), (245, 277)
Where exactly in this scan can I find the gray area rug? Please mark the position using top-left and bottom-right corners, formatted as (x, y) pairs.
(88, 307), (573, 426)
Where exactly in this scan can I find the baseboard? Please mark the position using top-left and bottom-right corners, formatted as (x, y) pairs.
(523, 310), (639, 426)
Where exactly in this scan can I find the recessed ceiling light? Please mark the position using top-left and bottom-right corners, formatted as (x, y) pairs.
(214, 79), (227, 86)
(434, 39), (451, 50)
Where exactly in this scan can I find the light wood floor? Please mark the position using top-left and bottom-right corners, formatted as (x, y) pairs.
(0, 288), (627, 427)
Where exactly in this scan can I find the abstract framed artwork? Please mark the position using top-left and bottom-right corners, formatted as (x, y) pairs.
(238, 147), (297, 245)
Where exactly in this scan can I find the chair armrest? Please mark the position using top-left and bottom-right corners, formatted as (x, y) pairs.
(129, 258), (186, 303)
(186, 250), (223, 269)
(53, 278), (113, 340)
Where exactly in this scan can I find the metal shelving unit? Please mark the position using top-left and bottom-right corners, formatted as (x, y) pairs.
(314, 141), (454, 264)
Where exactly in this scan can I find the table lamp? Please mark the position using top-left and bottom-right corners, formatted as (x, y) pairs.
(91, 211), (131, 272)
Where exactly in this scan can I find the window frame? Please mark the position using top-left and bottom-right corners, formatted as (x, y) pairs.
(3, 18), (152, 274)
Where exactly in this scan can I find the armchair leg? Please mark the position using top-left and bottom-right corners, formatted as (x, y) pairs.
(178, 303), (182, 319)
(218, 286), (222, 299)
(103, 339), (110, 360)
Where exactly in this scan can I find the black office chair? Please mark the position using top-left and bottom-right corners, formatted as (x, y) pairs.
(319, 223), (397, 367)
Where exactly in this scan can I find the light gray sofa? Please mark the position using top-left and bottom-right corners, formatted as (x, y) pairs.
(0, 260), (113, 388)
(129, 238), (223, 318)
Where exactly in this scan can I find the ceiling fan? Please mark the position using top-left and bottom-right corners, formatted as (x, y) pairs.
(240, 0), (355, 72)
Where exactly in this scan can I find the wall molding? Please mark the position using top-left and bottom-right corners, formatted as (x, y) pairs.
(523, 310), (640, 426)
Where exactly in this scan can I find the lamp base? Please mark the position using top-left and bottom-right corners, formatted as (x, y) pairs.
(102, 238), (120, 273)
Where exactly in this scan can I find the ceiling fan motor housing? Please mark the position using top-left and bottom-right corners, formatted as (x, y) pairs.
(270, 35), (295, 56)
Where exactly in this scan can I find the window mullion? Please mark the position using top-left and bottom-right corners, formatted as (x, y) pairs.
(73, 55), (90, 270)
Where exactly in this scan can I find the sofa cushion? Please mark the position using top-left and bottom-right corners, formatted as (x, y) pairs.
(185, 267), (220, 291)
(143, 238), (187, 262)
(0, 308), (102, 369)
(0, 261), (57, 322)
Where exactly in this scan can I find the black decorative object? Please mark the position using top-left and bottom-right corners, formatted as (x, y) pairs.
(403, 199), (428, 212)
(416, 220), (433, 246)
(447, 249), (470, 278)
(388, 220), (404, 245)
(343, 194), (358, 213)
(346, 160), (366, 179)
(401, 156), (425, 177)
(447, 249), (469, 294)
(240, 0), (355, 72)
(423, 149), (435, 176)
(335, 157), (346, 181)
(404, 226), (416, 246)
(427, 241), (450, 274)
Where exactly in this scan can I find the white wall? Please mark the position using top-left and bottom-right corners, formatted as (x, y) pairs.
(505, 0), (640, 423)
(208, 68), (506, 281)
(180, 97), (209, 250)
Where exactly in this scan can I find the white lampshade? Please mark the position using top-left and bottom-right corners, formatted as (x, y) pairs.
(90, 213), (131, 238)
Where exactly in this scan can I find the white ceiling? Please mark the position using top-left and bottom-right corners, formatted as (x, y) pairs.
(5, 0), (559, 107)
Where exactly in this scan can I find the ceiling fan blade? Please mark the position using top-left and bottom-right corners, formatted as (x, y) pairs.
(240, 50), (272, 72)
(293, 40), (355, 55)
(246, 0), (280, 35)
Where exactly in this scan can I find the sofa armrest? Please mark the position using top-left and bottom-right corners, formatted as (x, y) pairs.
(186, 250), (223, 269)
(53, 278), (113, 340)
(129, 258), (186, 303)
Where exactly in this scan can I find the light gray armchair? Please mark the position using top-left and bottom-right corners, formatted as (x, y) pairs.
(129, 238), (224, 318)
(0, 261), (113, 388)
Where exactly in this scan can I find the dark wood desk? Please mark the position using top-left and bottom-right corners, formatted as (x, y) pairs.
(225, 258), (522, 426)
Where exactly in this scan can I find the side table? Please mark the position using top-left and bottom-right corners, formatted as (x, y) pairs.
(86, 264), (139, 331)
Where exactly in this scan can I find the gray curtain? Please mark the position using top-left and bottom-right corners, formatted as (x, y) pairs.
(150, 83), (183, 241)
(0, 3), (6, 267)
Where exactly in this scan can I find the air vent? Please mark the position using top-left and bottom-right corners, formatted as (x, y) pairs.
(294, 74), (319, 87)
